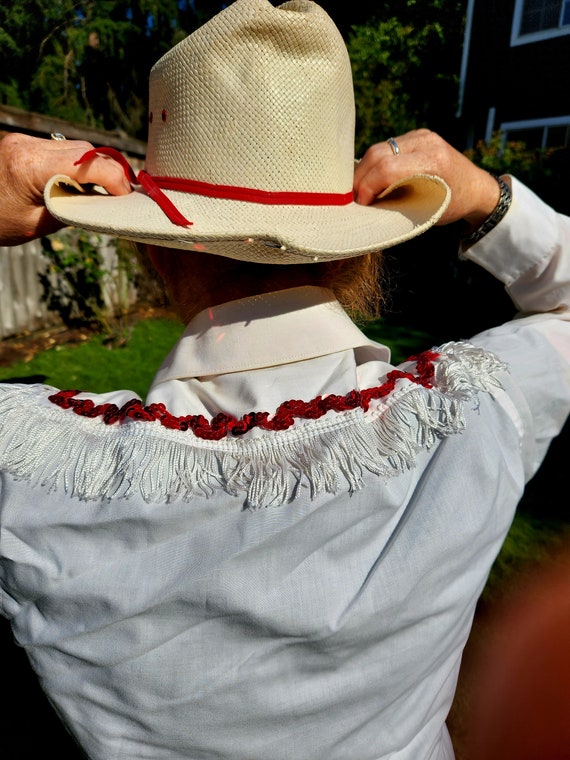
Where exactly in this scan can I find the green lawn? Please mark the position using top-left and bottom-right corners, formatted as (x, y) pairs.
(0, 317), (185, 399)
(0, 317), (431, 396)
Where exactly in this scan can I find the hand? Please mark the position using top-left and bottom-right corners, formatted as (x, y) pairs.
(353, 129), (501, 230)
(0, 132), (132, 246)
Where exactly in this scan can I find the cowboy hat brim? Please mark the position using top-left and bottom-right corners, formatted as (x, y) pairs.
(45, 173), (450, 263)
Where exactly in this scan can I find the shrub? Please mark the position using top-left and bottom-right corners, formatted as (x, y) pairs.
(39, 230), (141, 343)
(40, 230), (107, 329)
(464, 131), (553, 185)
(465, 131), (569, 215)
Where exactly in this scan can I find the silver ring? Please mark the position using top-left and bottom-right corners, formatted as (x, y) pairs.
(50, 132), (66, 141)
(387, 137), (400, 156)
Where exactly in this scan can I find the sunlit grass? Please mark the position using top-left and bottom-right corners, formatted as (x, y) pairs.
(0, 317), (431, 397)
(0, 317), (184, 399)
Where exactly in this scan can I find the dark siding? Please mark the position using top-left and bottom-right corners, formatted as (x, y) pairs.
(460, 0), (570, 144)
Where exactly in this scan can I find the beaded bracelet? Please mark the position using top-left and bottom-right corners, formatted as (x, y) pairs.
(461, 175), (512, 246)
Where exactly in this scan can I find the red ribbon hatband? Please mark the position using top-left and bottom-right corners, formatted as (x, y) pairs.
(74, 148), (354, 228)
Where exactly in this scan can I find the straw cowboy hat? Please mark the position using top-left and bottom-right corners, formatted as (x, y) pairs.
(45, 0), (450, 264)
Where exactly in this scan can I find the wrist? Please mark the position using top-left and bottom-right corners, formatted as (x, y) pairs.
(461, 175), (512, 247)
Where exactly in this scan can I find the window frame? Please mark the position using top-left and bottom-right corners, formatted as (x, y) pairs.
(511, 0), (570, 45)
(499, 115), (570, 148)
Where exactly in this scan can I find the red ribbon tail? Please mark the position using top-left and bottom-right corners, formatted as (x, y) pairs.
(73, 151), (192, 227)
(137, 170), (193, 227)
(73, 147), (138, 184)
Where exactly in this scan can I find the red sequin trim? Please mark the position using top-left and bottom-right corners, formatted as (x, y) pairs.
(47, 350), (440, 441)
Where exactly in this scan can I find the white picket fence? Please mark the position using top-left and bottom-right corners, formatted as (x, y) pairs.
(0, 234), (136, 341)
(0, 240), (51, 339)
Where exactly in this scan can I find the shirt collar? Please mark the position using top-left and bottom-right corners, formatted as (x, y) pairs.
(152, 286), (390, 384)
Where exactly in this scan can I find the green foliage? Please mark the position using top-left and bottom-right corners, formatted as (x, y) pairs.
(464, 131), (570, 216)
(0, 1), (227, 138)
(39, 230), (145, 345)
(347, 0), (465, 156)
(464, 131), (556, 186)
(482, 513), (570, 600)
(40, 230), (108, 330)
(361, 319), (435, 365)
(349, 20), (418, 153)
(31, 47), (86, 124)
(0, 79), (25, 109)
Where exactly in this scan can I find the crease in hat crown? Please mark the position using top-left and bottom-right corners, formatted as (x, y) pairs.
(146, 0), (355, 195)
(45, 0), (451, 263)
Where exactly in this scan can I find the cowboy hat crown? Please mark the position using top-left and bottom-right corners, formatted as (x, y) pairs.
(46, 0), (450, 262)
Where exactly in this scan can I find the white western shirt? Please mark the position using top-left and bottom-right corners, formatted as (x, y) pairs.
(0, 178), (569, 759)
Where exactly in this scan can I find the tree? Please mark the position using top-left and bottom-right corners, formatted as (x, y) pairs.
(0, 1), (53, 111)
(0, 2), (466, 144)
(347, 0), (466, 156)
(0, 1), (227, 138)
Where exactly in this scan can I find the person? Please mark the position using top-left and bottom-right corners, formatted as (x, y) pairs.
(0, 1), (568, 758)
(0, 131), (131, 247)
(458, 542), (570, 760)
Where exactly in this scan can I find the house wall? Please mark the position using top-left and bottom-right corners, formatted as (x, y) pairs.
(459, 0), (570, 146)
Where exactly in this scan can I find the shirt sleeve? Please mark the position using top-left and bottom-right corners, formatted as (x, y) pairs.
(461, 176), (570, 481)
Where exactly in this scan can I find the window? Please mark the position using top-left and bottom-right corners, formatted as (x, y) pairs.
(512, 0), (570, 44)
(499, 116), (570, 148)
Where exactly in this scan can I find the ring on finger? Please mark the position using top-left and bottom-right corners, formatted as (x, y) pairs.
(387, 137), (400, 156)
(50, 132), (66, 141)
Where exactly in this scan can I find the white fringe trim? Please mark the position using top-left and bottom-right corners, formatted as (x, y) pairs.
(0, 342), (506, 508)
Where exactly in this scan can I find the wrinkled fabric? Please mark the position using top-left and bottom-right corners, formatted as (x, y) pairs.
(0, 178), (568, 759)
